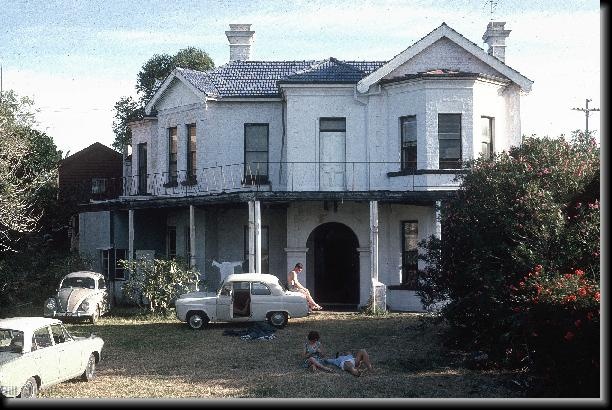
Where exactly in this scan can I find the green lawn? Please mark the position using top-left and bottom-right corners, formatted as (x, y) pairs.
(26, 309), (529, 398)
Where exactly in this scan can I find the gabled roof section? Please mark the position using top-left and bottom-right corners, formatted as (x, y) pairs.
(61, 142), (121, 165)
(145, 68), (211, 115)
(356, 22), (533, 93)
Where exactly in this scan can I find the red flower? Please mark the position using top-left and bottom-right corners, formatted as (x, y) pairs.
(578, 287), (588, 297)
(594, 292), (600, 302)
(564, 331), (575, 341)
(519, 281), (525, 287)
(535, 265), (543, 272)
(587, 312), (594, 321)
(575, 269), (585, 276)
(574, 319), (582, 328)
(564, 273), (573, 279)
(564, 295), (577, 303)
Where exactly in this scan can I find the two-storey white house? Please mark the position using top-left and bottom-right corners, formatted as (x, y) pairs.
(79, 22), (532, 311)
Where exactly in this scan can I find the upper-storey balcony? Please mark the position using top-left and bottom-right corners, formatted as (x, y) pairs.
(118, 161), (462, 199)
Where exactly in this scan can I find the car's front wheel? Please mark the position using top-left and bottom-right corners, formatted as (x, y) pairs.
(82, 353), (96, 381)
(267, 311), (288, 328)
(187, 311), (209, 330)
(19, 377), (38, 398)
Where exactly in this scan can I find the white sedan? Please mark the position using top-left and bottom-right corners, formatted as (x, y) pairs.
(175, 273), (309, 329)
(0, 317), (104, 398)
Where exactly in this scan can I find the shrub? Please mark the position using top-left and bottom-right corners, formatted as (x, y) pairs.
(120, 257), (199, 315)
(417, 132), (600, 396)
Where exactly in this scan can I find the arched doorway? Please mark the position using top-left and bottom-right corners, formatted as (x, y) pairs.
(306, 222), (359, 308)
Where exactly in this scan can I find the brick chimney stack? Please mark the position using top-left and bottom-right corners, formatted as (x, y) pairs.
(482, 21), (511, 63)
(225, 24), (255, 62)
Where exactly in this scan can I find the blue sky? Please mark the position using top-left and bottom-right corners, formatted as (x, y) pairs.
(0, 0), (601, 154)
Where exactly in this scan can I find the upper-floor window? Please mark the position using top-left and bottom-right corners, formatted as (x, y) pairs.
(187, 124), (197, 181)
(168, 127), (178, 184)
(401, 221), (419, 289)
(480, 116), (494, 159)
(400, 116), (417, 171)
(244, 124), (269, 183)
(91, 178), (107, 194)
(438, 114), (462, 169)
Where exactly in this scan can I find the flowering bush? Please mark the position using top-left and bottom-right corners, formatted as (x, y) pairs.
(507, 265), (600, 396)
(417, 131), (600, 396)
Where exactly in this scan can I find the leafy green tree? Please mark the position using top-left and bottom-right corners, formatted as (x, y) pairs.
(120, 257), (199, 315)
(417, 131), (600, 396)
(0, 90), (61, 253)
(112, 47), (215, 150)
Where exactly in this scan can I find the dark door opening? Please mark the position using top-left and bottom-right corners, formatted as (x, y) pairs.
(307, 222), (359, 307)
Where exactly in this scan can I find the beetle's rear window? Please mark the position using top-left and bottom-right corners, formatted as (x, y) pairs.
(0, 329), (25, 353)
(61, 277), (96, 289)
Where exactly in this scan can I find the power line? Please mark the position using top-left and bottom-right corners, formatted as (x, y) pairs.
(571, 99), (600, 134)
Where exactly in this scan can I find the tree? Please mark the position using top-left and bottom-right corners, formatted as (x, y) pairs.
(0, 90), (60, 253)
(112, 47), (215, 150)
(417, 132), (600, 396)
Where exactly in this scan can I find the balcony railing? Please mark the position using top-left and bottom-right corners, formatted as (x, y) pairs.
(67, 162), (464, 201)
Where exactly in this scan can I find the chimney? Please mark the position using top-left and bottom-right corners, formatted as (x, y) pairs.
(225, 24), (255, 62)
(482, 21), (511, 63)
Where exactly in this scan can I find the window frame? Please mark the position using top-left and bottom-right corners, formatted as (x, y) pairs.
(480, 116), (494, 160)
(167, 226), (177, 259)
(401, 220), (419, 289)
(243, 123), (269, 184)
(438, 113), (462, 169)
(186, 123), (197, 182)
(168, 127), (178, 185)
(400, 115), (417, 172)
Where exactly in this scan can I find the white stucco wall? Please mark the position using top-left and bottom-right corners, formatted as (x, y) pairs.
(78, 211), (111, 273)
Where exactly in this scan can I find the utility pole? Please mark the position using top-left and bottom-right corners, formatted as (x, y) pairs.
(572, 99), (600, 134)
(485, 0), (498, 20)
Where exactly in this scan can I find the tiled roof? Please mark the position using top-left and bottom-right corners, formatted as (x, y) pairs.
(176, 58), (386, 98)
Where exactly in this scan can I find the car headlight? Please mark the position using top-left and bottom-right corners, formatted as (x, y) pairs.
(46, 298), (56, 310)
(79, 300), (90, 311)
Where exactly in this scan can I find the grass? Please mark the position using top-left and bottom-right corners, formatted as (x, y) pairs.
(4, 306), (528, 399)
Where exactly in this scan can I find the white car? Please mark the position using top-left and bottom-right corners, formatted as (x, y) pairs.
(44, 271), (109, 324)
(0, 317), (104, 398)
(175, 273), (309, 329)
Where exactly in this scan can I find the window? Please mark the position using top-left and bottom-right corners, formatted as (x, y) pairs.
(244, 124), (269, 183)
(251, 282), (272, 295)
(168, 127), (178, 184)
(401, 221), (419, 289)
(319, 117), (346, 132)
(137, 143), (148, 195)
(481, 116), (494, 159)
(114, 249), (126, 280)
(50, 324), (71, 344)
(167, 226), (177, 258)
(91, 178), (107, 194)
(438, 114), (462, 169)
(98, 277), (106, 289)
(186, 123), (197, 181)
(243, 225), (269, 274)
(400, 116), (417, 171)
(102, 248), (127, 280)
(32, 327), (53, 350)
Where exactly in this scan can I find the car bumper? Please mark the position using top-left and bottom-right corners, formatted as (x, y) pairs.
(44, 311), (90, 318)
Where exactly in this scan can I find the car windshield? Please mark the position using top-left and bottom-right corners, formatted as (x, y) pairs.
(0, 329), (25, 353)
(61, 277), (96, 289)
